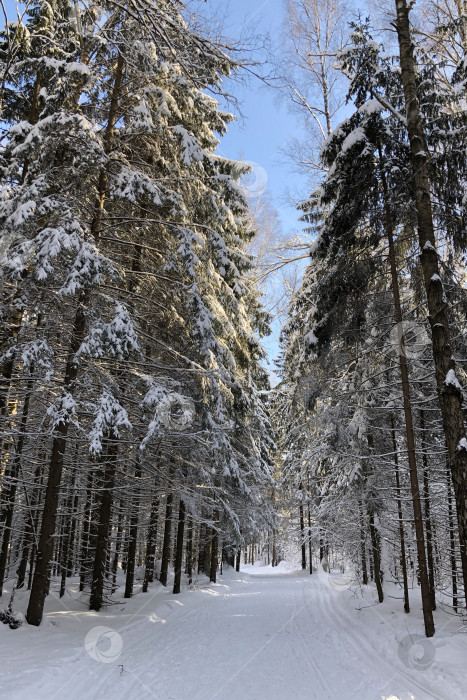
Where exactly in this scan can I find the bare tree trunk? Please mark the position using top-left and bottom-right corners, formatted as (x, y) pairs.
(204, 528), (212, 576)
(359, 502), (368, 586)
(197, 522), (206, 575)
(420, 411), (436, 610)
(111, 518), (123, 593)
(394, 0), (467, 602)
(379, 151), (434, 635)
(16, 462), (42, 589)
(299, 482), (307, 570)
(369, 512), (384, 603)
(390, 419), (410, 613)
(173, 499), (185, 594)
(159, 492), (173, 587)
(79, 470), (94, 592)
(89, 440), (118, 612)
(307, 504), (313, 574)
(447, 467), (459, 612)
(186, 515), (193, 585)
(0, 374), (34, 595)
(209, 512), (219, 584)
(235, 550), (241, 572)
(59, 487), (75, 599)
(26, 307), (86, 625)
(142, 490), (159, 592)
(124, 464), (141, 599)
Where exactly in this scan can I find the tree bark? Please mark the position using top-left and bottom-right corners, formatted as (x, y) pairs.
(89, 440), (118, 612)
(79, 470), (94, 592)
(394, 0), (467, 601)
(173, 499), (185, 594)
(369, 512), (384, 603)
(142, 490), (159, 592)
(59, 487), (75, 599)
(159, 492), (173, 587)
(186, 515), (193, 585)
(307, 504), (313, 574)
(124, 464), (141, 599)
(197, 522), (206, 575)
(390, 419), (410, 613)
(379, 150), (434, 635)
(0, 373), (34, 595)
(447, 467), (459, 612)
(420, 410), (436, 610)
(299, 482), (307, 570)
(359, 501), (368, 586)
(209, 512), (219, 583)
(26, 306), (86, 625)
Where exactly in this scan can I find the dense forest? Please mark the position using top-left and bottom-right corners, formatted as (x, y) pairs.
(0, 0), (467, 655)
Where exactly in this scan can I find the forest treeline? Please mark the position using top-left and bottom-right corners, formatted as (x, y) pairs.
(278, 0), (467, 638)
(0, 0), (276, 627)
(1, 0), (467, 642)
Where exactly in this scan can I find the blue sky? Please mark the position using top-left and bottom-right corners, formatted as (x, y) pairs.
(213, 0), (309, 235)
(197, 0), (312, 380)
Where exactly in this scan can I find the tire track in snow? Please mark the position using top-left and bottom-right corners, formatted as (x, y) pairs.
(47, 588), (217, 700)
(207, 575), (328, 700)
(315, 579), (452, 700)
(288, 579), (335, 699)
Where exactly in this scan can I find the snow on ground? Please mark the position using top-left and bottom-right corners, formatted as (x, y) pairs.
(1, 564), (467, 700)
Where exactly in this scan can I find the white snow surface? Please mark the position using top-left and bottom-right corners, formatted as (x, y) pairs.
(445, 369), (463, 392)
(1, 563), (466, 700)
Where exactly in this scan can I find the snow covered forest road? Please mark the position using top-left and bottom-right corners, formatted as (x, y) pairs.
(1, 565), (466, 700)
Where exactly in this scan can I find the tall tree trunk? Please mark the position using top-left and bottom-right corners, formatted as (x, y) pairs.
(197, 522), (206, 575)
(89, 440), (118, 612)
(390, 419), (410, 613)
(204, 528), (212, 576)
(359, 501), (368, 586)
(59, 487), (75, 599)
(299, 483), (307, 570)
(79, 470), (94, 592)
(235, 550), (241, 572)
(447, 467), (459, 612)
(26, 306), (86, 625)
(173, 499), (185, 594)
(0, 374), (34, 595)
(16, 461), (42, 589)
(420, 410), (436, 610)
(209, 512), (219, 584)
(307, 504), (313, 575)
(186, 515), (193, 585)
(369, 512), (384, 603)
(124, 464), (141, 599)
(111, 518), (123, 593)
(379, 151), (434, 635)
(142, 490), (159, 593)
(394, 0), (467, 602)
(67, 490), (79, 577)
(159, 492), (173, 587)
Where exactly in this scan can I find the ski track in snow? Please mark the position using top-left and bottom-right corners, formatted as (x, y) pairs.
(1, 566), (467, 700)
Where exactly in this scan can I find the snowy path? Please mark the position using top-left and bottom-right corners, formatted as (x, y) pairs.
(1, 566), (467, 700)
